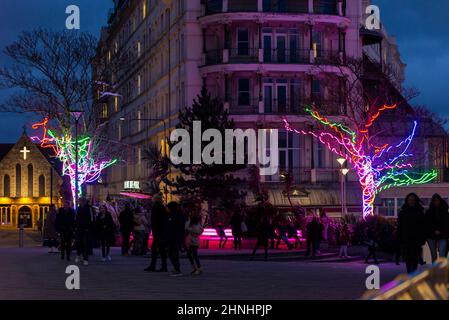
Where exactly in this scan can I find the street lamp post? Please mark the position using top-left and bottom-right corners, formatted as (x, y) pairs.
(337, 157), (347, 216)
(70, 110), (84, 209)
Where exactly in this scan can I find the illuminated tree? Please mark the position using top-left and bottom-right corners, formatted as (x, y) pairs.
(0, 29), (124, 205)
(31, 117), (117, 207)
(284, 104), (437, 219)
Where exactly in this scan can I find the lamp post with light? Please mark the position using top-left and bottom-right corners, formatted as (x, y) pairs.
(337, 157), (348, 216)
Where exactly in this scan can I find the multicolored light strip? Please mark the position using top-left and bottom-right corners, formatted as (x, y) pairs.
(284, 105), (438, 219)
(31, 118), (118, 206)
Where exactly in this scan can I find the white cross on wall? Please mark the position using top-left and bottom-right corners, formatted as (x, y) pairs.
(20, 146), (30, 160)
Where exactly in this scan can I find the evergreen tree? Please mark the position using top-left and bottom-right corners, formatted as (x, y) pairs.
(169, 86), (246, 213)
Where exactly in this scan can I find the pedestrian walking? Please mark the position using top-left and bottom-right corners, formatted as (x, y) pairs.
(75, 198), (96, 266)
(119, 203), (134, 256)
(43, 204), (58, 253)
(144, 194), (168, 272)
(132, 206), (147, 255)
(425, 193), (449, 263)
(230, 209), (243, 250)
(96, 205), (115, 262)
(364, 226), (379, 264)
(338, 223), (351, 259)
(55, 200), (75, 261)
(305, 217), (323, 257)
(185, 214), (204, 275)
(251, 205), (272, 260)
(398, 193), (426, 273)
(275, 220), (293, 250)
(216, 222), (228, 249)
(166, 201), (184, 276)
(143, 204), (152, 255)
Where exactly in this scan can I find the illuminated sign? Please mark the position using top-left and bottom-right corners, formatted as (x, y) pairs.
(124, 181), (140, 190)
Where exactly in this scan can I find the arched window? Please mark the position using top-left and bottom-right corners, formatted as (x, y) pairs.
(39, 175), (45, 197)
(28, 164), (33, 197)
(15, 164), (21, 197)
(4, 175), (10, 197)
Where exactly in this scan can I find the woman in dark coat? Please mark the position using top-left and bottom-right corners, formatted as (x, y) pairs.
(96, 205), (115, 262)
(425, 194), (449, 263)
(397, 193), (426, 273)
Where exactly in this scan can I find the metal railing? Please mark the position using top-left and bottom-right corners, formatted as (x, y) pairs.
(227, 98), (344, 116)
(204, 0), (340, 15)
(228, 0), (258, 12)
(228, 98), (260, 115)
(203, 48), (343, 66)
(263, 0), (309, 13)
(362, 258), (449, 300)
(229, 48), (259, 63)
(264, 49), (310, 64)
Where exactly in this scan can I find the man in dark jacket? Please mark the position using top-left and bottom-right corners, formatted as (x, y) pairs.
(145, 194), (168, 272)
(305, 217), (323, 257)
(119, 203), (134, 256)
(398, 193), (426, 273)
(75, 198), (95, 265)
(425, 194), (449, 263)
(55, 200), (76, 261)
(165, 201), (185, 276)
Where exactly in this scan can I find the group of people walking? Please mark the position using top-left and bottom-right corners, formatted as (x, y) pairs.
(43, 198), (116, 265)
(397, 193), (449, 273)
(142, 194), (205, 276)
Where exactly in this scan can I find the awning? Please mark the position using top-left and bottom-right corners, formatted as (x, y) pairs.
(245, 185), (370, 208)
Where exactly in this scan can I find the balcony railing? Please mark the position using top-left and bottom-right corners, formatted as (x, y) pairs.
(263, 0), (308, 13)
(228, 98), (259, 115)
(228, 0), (258, 12)
(229, 48), (259, 63)
(204, 0), (342, 15)
(264, 49), (309, 64)
(203, 48), (343, 66)
(227, 98), (344, 115)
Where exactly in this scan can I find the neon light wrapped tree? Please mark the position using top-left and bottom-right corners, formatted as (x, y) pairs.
(32, 117), (118, 207)
(283, 104), (438, 219)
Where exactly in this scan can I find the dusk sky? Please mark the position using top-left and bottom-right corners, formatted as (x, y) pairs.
(0, 0), (448, 142)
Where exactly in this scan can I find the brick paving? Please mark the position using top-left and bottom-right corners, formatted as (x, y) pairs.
(0, 244), (412, 300)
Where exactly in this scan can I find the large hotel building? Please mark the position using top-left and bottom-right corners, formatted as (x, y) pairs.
(92, 0), (449, 217)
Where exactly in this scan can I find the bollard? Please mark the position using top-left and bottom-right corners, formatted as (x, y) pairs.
(19, 225), (24, 248)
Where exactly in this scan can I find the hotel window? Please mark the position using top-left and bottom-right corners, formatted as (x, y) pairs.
(237, 28), (249, 56)
(3, 175), (10, 197)
(39, 175), (45, 197)
(143, 0), (147, 19)
(316, 142), (325, 168)
(279, 130), (301, 179)
(16, 164), (21, 197)
(137, 42), (142, 58)
(114, 96), (119, 112)
(380, 198), (395, 217)
(312, 79), (322, 103)
(28, 164), (33, 197)
(238, 79), (250, 106)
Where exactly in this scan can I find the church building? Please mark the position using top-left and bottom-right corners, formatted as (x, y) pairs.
(0, 132), (63, 229)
